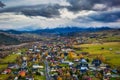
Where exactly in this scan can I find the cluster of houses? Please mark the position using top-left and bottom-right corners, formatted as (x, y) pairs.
(1, 44), (45, 80)
(40, 37), (120, 80)
(0, 37), (120, 80)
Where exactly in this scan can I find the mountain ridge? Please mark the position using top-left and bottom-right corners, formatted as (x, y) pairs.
(0, 27), (115, 34)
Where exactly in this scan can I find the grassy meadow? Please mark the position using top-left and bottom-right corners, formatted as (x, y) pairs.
(0, 54), (20, 74)
(74, 42), (120, 67)
(0, 54), (20, 63)
(34, 75), (46, 80)
(0, 54), (20, 80)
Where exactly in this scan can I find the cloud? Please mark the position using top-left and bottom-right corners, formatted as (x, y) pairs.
(0, 11), (120, 31)
(0, 1), (5, 8)
(21, 4), (61, 18)
(93, 4), (107, 11)
(0, 0), (70, 18)
(0, 4), (63, 18)
(0, 0), (70, 7)
(67, 0), (120, 12)
(60, 8), (96, 19)
(0, 13), (72, 30)
(0, 0), (120, 30)
(89, 10), (120, 22)
(67, 0), (93, 12)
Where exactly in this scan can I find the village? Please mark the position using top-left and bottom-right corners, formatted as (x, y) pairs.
(0, 0), (120, 80)
(0, 36), (120, 80)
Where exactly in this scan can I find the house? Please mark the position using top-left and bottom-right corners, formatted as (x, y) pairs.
(32, 64), (44, 69)
(29, 48), (33, 51)
(8, 64), (19, 69)
(61, 60), (74, 65)
(35, 49), (40, 52)
(26, 76), (34, 80)
(2, 68), (11, 74)
(21, 61), (27, 68)
(22, 57), (27, 61)
(14, 76), (18, 80)
(61, 48), (73, 53)
(19, 71), (26, 77)
(74, 59), (80, 62)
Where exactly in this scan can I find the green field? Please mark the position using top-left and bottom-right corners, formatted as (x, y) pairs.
(0, 54), (20, 63)
(0, 74), (10, 80)
(0, 54), (20, 71)
(0, 64), (8, 72)
(0, 53), (20, 79)
(74, 42), (120, 67)
(34, 75), (46, 80)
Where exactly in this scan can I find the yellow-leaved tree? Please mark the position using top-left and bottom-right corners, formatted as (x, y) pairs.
(61, 53), (64, 59)
(37, 53), (41, 59)
(57, 76), (62, 80)
(79, 54), (84, 59)
(68, 52), (74, 59)
(99, 55), (106, 62)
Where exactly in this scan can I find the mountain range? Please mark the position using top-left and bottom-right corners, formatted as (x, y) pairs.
(0, 27), (119, 45)
(0, 27), (114, 34)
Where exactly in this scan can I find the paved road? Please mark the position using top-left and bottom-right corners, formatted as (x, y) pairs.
(45, 60), (51, 80)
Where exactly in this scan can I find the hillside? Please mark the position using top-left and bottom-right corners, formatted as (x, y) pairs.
(0, 33), (45, 46)
(0, 27), (119, 45)
(0, 33), (20, 45)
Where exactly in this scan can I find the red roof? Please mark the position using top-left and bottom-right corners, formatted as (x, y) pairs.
(19, 71), (26, 77)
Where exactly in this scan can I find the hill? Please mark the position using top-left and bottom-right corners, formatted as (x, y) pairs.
(0, 33), (20, 45)
(0, 27), (119, 45)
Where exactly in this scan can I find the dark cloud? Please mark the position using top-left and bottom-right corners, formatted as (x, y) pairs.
(103, 0), (120, 7)
(67, 0), (93, 12)
(21, 4), (61, 18)
(0, 1), (5, 8)
(0, 4), (62, 18)
(74, 10), (120, 23)
(67, 0), (120, 12)
(89, 11), (120, 22)
(94, 0), (120, 7)
(0, 0), (120, 20)
(74, 16), (93, 23)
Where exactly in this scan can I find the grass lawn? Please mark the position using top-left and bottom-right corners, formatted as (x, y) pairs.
(0, 54), (20, 79)
(74, 42), (120, 67)
(0, 74), (10, 80)
(0, 53), (20, 72)
(0, 54), (20, 63)
(34, 75), (46, 80)
(103, 36), (120, 42)
(0, 64), (8, 72)
(59, 63), (69, 67)
(18, 48), (28, 54)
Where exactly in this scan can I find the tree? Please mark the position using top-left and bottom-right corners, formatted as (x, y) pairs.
(68, 51), (75, 60)
(61, 53), (64, 59)
(37, 53), (41, 59)
(99, 55), (106, 62)
(45, 52), (48, 57)
(57, 76), (62, 80)
(79, 54), (84, 59)
(66, 71), (70, 77)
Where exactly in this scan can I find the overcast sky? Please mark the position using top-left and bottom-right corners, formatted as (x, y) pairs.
(0, 0), (120, 30)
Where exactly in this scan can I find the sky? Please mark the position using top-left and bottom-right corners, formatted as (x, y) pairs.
(0, 0), (120, 30)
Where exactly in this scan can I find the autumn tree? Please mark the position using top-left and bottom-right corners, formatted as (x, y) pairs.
(61, 53), (64, 59)
(98, 54), (106, 62)
(68, 51), (76, 60)
(57, 76), (62, 80)
(79, 54), (84, 59)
